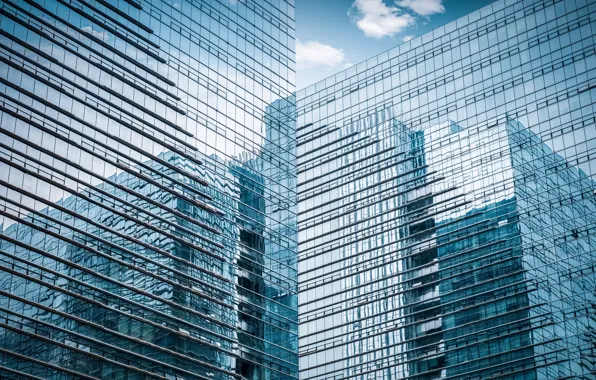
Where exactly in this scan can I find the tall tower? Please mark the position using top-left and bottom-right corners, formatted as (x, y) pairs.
(0, 0), (298, 379)
(297, 0), (596, 379)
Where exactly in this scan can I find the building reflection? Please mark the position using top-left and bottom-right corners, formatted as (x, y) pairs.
(298, 109), (596, 379)
(400, 116), (596, 379)
(0, 109), (298, 378)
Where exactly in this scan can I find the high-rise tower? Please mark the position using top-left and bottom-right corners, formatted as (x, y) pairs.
(0, 0), (298, 379)
(297, 0), (596, 378)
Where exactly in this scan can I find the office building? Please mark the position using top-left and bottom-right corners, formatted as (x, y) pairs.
(0, 0), (298, 379)
(297, 0), (596, 379)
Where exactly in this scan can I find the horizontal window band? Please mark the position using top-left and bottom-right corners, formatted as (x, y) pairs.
(299, 138), (384, 176)
(0, 288), (235, 370)
(0, 319), (185, 380)
(295, 122), (313, 133)
(302, 227), (594, 326)
(0, 89), (219, 212)
(0, 96), (213, 208)
(297, 131), (358, 158)
(0, 219), (231, 317)
(310, 68), (588, 160)
(472, 359), (571, 380)
(321, 341), (565, 380)
(0, 139), (227, 251)
(0, 27), (179, 110)
(73, 0), (157, 47)
(298, 170), (441, 217)
(298, 180), (442, 268)
(301, 238), (594, 348)
(298, 184), (458, 235)
(0, 54), (197, 161)
(122, 0), (142, 10)
(7, 27), (175, 107)
(300, 257), (531, 325)
(0, 253), (298, 372)
(0, 185), (230, 293)
(0, 133), (221, 237)
(61, 0), (164, 65)
(0, 256), (237, 345)
(299, 119), (409, 166)
(0, 211), (232, 307)
(440, 344), (565, 380)
(0, 309), (232, 379)
(296, 121), (339, 140)
(298, 284), (541, 374)
(0, 253), (241, 379)
(302, 258), (529, 332)
(0, 287), (297, 377)
(0, 5), (176, 100)
(298, 151), (409, 193)
(14, 0), (173, 85)
(299, 235), (507, 293)
(1, 41), (188, 147)
(300, 301), (547, 354)
(300, 160), (588, 262)
(300, 172), (451, 253)
(298, 207), (485, 265)
(0, 272), (238, 379)
(298, 135), (376, 169)
(0, 346), (96, 380)
(300, 173), (595, 267)
(0, 156), (225, 262)
(0, 29), (183, 123)
(56, 0), (164, 63)
(304, 221), (496, 290)
(299, 261), (528, 341)
(334, 355), (565, 380)
(0, 364), (44, 380)
(301, 314), (554, 372)
(298, 178), (439, 238)
(300, 188), (462, 245)
(301, 246), (523, 315)
(0, 70), (200, 176)
(296, 127), (343, 148)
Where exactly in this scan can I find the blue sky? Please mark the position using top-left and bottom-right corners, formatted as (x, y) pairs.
(295, 0), (496, 89)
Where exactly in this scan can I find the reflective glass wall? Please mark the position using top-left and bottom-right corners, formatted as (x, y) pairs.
(296, 0), (596, 379)
(0, 0), (298, 379)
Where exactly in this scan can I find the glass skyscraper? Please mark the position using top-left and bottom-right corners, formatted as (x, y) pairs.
(297, 0), (596, 379)
(0, 0), (298, 379)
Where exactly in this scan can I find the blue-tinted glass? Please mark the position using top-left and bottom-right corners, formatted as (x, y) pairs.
(0, 0), (298, 378)
(297, 0), (596, 379)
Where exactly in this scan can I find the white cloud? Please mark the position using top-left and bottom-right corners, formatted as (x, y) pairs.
(296, 40), (346, 69)
(349, 0), (414, 39)
(402, 35), (414, 42)
(396, 0), (445, 16)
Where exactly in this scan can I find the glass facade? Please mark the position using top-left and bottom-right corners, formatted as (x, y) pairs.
(0, 0), (298, 379)
(297, 0), (596, 379)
